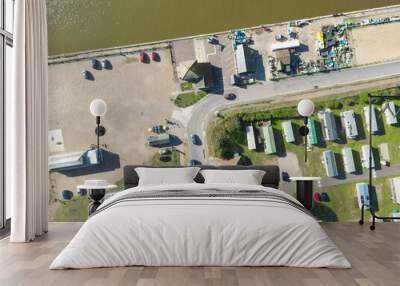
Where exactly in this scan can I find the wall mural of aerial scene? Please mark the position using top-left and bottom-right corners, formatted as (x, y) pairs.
(47, 2), (400, 222)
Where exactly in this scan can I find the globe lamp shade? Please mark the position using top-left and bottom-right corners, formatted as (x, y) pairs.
(90, 99), (107, 117)
(297, 99), (315, 117)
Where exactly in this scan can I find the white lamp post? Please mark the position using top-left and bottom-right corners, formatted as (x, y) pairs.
(89, 99), (107, 156)
(297, 99), (315, 162)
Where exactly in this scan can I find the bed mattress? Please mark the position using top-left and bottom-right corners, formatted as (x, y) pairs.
(50, 183), (351, 269)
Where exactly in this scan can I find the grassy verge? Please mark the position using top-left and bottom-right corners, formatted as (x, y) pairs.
(180, 82), (193, 91)
(174, 91), (207, 108)
(208, 87), (400, 177)
(207, 87), (400, 221)
(313, 175), (399, 222)
(151, 148), (180, 166)
(52, 196), (89, 222)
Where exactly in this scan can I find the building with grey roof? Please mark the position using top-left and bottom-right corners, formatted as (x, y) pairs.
(342, 147), (356, 174)
(340, 110), (358, 139)
(382, 101), (398, 125)
(281, 121), (295, 143)
(319, 109), (338, 141)
(322, 150), (338, 177)
(361, 145), (375, 169)
(363, 106), (379, 134)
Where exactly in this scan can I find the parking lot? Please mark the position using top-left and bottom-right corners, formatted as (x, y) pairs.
(48, 48), (180, 218)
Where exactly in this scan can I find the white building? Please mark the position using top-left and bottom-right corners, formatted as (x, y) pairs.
(322, 150), (338, 177)
(363, 106), (379, 134)
(391, 177), (400, 204)
(245, 125), (256, 150)
(271, 40), (300, 51)
(356, 183), (370, 210)
(281, 121), (295, 143)
(319, 109), (338, 141)
(342, 147), (356, 174)
(361, 145), (375, 169)
(382, 101), (398, 125)
(340, 110), (358, 139)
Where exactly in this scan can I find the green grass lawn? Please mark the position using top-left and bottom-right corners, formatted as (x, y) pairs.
(231, 89), (400, 178)
(174, 91), (207, 108)
(52, 196), (90, 222)
(151, 148), (180, 166)
(206, 87), (400, 221)
(180, 82), (193, 91)
(313, 175), (399, 222)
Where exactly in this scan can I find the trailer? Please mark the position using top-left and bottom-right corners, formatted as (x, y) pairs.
(49, 149), (102, 172)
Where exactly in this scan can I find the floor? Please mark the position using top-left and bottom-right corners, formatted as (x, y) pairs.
(0, 222), (399, 286)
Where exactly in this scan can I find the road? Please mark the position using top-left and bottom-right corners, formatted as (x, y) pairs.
(185, 60), (400, 163)
(319, 164), (400, 188)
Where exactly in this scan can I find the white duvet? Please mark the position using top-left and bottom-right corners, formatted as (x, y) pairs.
(50, 183), (351, 269)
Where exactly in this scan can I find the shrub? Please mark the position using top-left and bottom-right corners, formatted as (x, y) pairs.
(209, 115), (245, 159)
(328, 101), (343, 110)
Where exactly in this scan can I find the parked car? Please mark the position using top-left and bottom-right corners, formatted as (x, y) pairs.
(313, 192), (321, 203)
(224, 93), (236, 100)
(189, 159), (201, 166)
(275, 34), (286, 41)
(91, 59), (101, 70)
(190, 134), (201, 145)
(139, 52), (147, 63)
(320, 192), (330, 202)
(151, 51), (159, 61)
(281, 171), (290, 182)
(101, 59), (111, 69)
(81, 70), (92, 80)
(62, 190), (74, 200)
(159, 149), (171, 155)
(207, 36), (218, 44)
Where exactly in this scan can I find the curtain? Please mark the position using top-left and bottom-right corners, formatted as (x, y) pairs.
(8, 0), (48, 242)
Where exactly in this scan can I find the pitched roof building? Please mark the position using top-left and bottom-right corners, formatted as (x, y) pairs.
(261, 124), (276, 154)
(319, 109), (338, 141)
(281, 121), (295, 143)
(177, 60), (213, 90)
(322, 150), (338, 177)
(340, 110), (358, 139)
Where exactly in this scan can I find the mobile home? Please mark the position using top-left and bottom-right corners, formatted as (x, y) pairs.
(307, 118), (318, 145)
(382, 101), (398, 125)
(340, 110), (358, 139)
(319, 109), (338, 141)
(245, 125), (256, 150)
(342, 147), (356, 173)
(281, 121), (295, 143)
(363, 106), (379, 134)
(322, 150), (338, 177)
(261, 124), (276, 154)
(356, 183), (370, 209)
(391, 177), (400, 204)
(361, 145), (375, 169)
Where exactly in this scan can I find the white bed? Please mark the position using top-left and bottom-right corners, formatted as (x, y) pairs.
(50, 183), (351, 269)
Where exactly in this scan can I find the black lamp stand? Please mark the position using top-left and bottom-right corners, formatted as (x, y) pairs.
(298, 117), (310, 162)
(359, 93), (400, 230)
(94, 116), (106, 155)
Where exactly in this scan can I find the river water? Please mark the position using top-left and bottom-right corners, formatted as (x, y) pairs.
(47, 0), (400, 55)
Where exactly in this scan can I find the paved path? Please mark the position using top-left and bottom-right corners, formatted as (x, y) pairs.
(185, 60), (400, 163)
(319, 164), (400, 188)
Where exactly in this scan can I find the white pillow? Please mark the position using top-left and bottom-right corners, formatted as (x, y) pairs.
(135, 167), (200, 186)
(200, 169), (266, 185)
